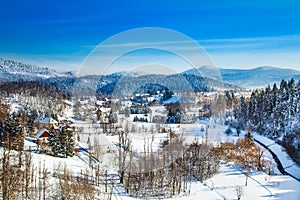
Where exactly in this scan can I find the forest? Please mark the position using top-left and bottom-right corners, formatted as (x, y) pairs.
(232, 79), (300, 164)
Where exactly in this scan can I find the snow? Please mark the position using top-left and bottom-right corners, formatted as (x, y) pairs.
(34, 117), (58, 124)
(6, 95), (300, 199)
(57, 115), (67, 121)
(35, 128), (49, 139)
(254, 134), (276, 147)
(103, 161), (300, 200)
(253, 133), (300, 180)
(99, 107), (111, 113)
(71, 117), (300, 199)
(268, 144), (300, 180)
(64, 99), (74, 106)
(17, 118), (300, 200)
(163, 96), (181, 104)
(204, 162), (300, 200)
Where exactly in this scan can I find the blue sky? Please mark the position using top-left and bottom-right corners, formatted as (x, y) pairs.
(0, 0), (300, 72)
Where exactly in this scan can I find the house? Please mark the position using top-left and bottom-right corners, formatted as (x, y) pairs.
(34, 117), (58, 129)
(57, 115), (68, 124)
(97, 107), (112, 123)
(35, 129), (49, 145)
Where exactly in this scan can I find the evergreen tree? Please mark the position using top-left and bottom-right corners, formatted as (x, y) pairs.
(58, 127), (67, 156)
(48, 127), (60, 156)
(48, 126), (74, 157)
(234, 79), (300, 164)
(26, 109), (36, 136)
(58, 127), (74, 157)
(287, 78), (296, 117)
(162, 88), (173, 101)
(65, 128), (75, 157)
(236, 96), (247, 130)
(3, 113), (24, 150)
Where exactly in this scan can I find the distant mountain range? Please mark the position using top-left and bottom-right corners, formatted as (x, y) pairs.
(0, 58), (74, 82)
(1, 58), (300, 93)
(183, 66), (300, 88)
(0, 59), (235, 96)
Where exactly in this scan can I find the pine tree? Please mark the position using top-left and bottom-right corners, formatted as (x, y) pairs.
(287, 78), (296, 117)
(234, 79), (300, 163)
(26, 109), (36, 136)
(48, 127), (60, 156)
(58, 127), (66, 157)
(57, 127), (74, 157)
(236, 96), (247, 131)
(65, 128), (75, 157)
(3, 114), (24, 150)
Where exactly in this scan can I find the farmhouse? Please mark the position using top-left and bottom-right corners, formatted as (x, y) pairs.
(34, 117), (58, 129)
(35, 128), (49, 145)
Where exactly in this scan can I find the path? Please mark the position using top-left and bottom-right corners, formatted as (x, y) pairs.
(254, 138), (300, 182)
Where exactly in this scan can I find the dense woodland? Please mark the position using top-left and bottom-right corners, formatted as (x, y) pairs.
(0, 81), (70, 100)
(0, 81), (70, 120)
(232, 79), (300, 164)
(96, 73), (236, 97)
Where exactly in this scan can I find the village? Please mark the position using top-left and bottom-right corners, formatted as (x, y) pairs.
(1, 87), (300, 199)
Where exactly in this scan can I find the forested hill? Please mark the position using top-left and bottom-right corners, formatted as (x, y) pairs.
(95, 73), (237, 97)
(0, 58), (236, 97)
(183, 66), (300, 88)
(0, 81), (70, 100)
(233, 78), (300, 164)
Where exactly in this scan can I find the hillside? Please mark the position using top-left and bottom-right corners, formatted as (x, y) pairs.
(183, 66), (300, 88)
(0, 58), (72, 82)
(0, 59), (235, 97)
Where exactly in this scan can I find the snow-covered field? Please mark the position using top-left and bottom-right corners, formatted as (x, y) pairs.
(68, 117), (300, 200)
(13, 111), (300, 200)
(98, 161), (300, 200)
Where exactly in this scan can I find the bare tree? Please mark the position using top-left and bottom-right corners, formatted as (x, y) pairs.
(235, 185), (244, 200)
(117, 130), (131, 184)
(1, 147), (24, 199)
(23, 151), (33, 199)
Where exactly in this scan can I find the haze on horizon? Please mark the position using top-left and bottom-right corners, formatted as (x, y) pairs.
(0, 0), (300, 72)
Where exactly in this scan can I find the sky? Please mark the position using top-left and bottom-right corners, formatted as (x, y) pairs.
(0, 0), (300, 73)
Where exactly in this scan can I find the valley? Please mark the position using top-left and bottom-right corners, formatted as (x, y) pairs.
(0, 59), (299, 199)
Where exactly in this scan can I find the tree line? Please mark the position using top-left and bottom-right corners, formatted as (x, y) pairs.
(233, 79), (300, 164)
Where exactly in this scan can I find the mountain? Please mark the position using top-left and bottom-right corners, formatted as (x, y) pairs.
(182, 66), (223, 81)
(183, 66), (300, 88)
(219, 66), (300, 88)
(0, 59), (237, 97)
(0, 58), (73, 82)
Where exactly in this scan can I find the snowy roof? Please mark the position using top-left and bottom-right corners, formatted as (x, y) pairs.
(96, 100), (105, 105)
(64, 100), (74, 106)
(163, 96), (181, 104)
(67, 118), (75, 123)
(35, 129), (49, 139)
(34, 117), (58, 124)
(57, 124), (74, 132)
(99, 107), (111, 113)
(80, 100), (89, 105)
(57, 115), (67, 121)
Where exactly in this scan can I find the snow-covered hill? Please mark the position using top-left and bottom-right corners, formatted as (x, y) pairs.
(183, 66), (300, 88)
(0, 59), (233, 96)
(0, 58), (73, 82)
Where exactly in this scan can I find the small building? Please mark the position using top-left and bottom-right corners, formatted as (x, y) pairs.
(57, 115), (68, 124)
(34, 117), (58, 129)
(35, 129), (49, 145)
